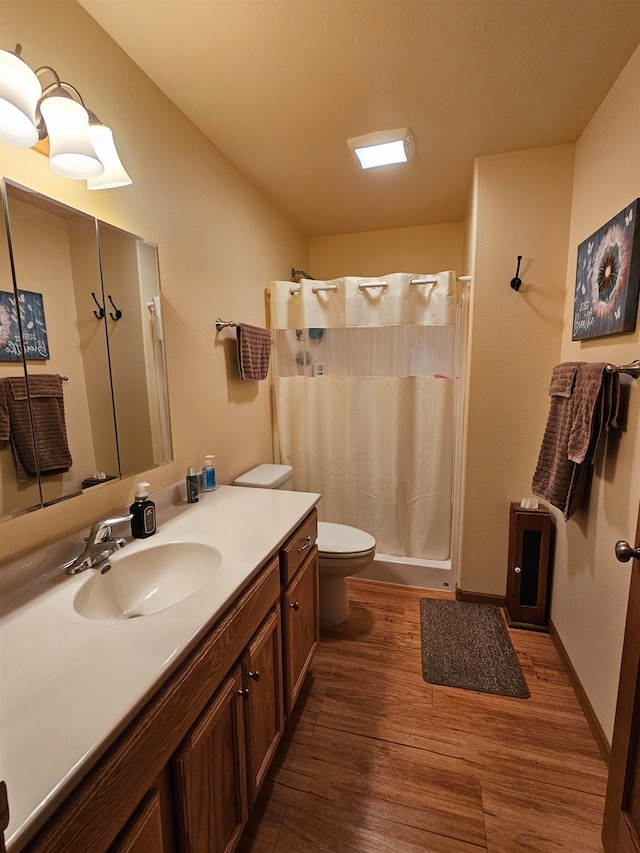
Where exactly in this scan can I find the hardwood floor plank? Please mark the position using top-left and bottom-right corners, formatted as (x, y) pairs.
(482, 777), (605, 852)
(239, 580), (608, 852)
(271, 794), (488, 853)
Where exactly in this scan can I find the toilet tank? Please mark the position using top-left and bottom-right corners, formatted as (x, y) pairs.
(233, 464), (293, 490)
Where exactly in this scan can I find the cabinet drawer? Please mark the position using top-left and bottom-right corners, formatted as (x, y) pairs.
(280, 509), (317, 585)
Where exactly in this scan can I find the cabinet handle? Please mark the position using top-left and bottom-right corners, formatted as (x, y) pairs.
(290, 601), (300, 611)
(248, 670), (261, 681)
(298, 536), (311, 552)
(238, 688), (250, 697)
(514, 566), (522, 574)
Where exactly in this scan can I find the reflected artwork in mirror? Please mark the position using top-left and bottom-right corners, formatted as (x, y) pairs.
(0, 180), (173, 523)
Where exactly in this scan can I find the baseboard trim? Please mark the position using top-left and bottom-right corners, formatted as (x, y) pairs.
(455, 587), (506, 607)
(549, 618), (610, 765)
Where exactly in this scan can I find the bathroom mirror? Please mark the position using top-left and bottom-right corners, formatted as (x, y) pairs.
(0, 180), (172, 523)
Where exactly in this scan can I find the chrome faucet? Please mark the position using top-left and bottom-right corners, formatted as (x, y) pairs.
(65, 514), (133, 575)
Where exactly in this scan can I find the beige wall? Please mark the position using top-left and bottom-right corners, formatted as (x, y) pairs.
(308, 222), (465, 280)
(552, 44), (640, 743)
(459, 144), (575, 595)
(0, 0), (307, 564)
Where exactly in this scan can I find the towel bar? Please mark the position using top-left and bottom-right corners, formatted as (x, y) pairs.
(215, 318), (239, 332)
(605, 360), (640, 379)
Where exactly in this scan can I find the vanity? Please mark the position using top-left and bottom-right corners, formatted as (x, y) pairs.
(0, 485), (320, 852)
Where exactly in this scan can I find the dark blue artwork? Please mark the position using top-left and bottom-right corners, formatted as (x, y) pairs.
(573, 199), (640, 340)
(0, 289), (50, 361)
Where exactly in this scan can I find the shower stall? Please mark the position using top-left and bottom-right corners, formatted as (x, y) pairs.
(270, 271), (469, 590)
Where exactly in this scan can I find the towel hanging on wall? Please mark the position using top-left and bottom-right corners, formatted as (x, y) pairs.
(532, 362), (620, 519)
(236, 323), (271, 381)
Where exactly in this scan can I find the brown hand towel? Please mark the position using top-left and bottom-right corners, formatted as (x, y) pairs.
(533, 361), (620, 519)
(0, 374), (72, 482)
(549, 362), (581, 397)
(567, 363), (611, 464)
(237, 323), (271, 381)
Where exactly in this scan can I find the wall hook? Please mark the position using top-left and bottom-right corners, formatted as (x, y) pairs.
(510, 256), (523, 292)
(91, 291), (105, 319)
(107, 294), (122, 321)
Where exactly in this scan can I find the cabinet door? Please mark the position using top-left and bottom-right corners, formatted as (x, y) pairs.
(242, 605), (284, 805)
(109, 782), (175, 853)
(506, 504), (552, 628)
(172, 667), (248, 853)
(282, 548), (319, 716)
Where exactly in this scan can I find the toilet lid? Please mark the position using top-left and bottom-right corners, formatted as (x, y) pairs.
(317, 522), (376, 558)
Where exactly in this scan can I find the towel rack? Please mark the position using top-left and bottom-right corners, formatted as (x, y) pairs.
(605, 360), (640, 379)
(215, 318), (239, 332)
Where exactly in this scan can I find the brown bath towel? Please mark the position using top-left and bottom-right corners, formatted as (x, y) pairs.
(236, 323), (271, 381)
(532, 362), (619, 519)
(0, 374), (72, 482)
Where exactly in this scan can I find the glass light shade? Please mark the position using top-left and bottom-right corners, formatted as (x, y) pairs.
(347, 127), (414, 170)
(0, 49), (42, 147)
(40, 95), (104, 179)
(354, 139), (408, 169)
(87, 123), (132, 189)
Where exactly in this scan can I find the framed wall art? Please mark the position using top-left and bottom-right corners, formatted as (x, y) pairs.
(572, 198), (640, 340)
(0, 289), (50, 361)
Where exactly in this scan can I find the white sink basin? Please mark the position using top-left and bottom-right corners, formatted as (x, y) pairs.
(73, 541), (222, 620)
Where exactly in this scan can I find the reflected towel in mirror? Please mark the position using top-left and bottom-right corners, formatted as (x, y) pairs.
(0, 374), (72, 482)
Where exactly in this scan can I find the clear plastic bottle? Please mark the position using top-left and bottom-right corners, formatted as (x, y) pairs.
(202, 455), (216, 492)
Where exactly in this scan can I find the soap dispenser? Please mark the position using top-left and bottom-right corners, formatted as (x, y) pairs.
(202, 455), (216, 492)
(130, 482), (157, 538)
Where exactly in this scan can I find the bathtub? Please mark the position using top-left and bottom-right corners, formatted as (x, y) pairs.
(356, 552), (454, 591)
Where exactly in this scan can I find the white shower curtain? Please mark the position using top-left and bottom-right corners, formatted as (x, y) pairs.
(270, 272), (460, 561)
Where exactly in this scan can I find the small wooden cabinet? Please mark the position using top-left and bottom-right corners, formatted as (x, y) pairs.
(506, 503), (553, 630)
(19, 510), (319, 853)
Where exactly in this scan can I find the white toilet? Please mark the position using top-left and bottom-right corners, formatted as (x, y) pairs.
(233, 464), (376, 627)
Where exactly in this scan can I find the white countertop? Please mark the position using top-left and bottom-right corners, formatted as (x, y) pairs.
(0, 485), (319, 851)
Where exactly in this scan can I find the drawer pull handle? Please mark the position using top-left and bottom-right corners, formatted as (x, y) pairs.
(248, 670), (261, 681)
(290, 601), (300, 611)
(514, 566), (522, 574)
(298, 536), (312, 552)
(238, 688), (250, 697)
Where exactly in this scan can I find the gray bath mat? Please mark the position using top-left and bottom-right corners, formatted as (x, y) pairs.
(420, 599), (530, 699)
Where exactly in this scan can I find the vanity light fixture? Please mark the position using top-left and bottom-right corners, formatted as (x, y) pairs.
(0, 44), (132, 188)
(347, 127), (414, 169)
(86, 110), (132, 189)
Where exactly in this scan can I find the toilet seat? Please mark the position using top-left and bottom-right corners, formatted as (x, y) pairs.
(317, 522), (376, 560)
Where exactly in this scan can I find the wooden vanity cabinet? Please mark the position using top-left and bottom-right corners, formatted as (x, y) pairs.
(171, 602), (285, 853)
(17, 510), (319, 853)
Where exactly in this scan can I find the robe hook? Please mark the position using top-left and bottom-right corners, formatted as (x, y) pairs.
(107, 294), (122, 321)
(510, 256), (523, 292)
(91, 291), (105, 319)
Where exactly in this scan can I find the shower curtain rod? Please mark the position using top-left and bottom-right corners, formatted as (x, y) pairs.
(288, 274), (471, 297)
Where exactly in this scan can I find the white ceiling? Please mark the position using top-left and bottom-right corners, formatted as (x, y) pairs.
(77, 0), (640, 237)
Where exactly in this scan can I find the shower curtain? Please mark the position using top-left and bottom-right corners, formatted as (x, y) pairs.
(270, 272), (460, 561)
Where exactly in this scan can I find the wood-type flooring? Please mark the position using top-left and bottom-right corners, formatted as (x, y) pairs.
(237, 578), (608, 852)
